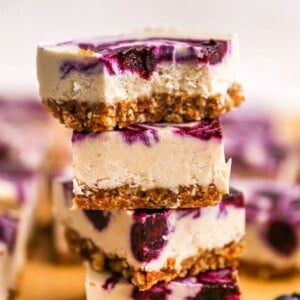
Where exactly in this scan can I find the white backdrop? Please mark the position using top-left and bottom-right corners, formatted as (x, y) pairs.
(0, 0), (299, 110)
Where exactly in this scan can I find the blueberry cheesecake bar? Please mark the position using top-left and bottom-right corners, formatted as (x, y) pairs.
(0, 162), (40, 299)
(85, 266), (241, 300)
(37, 32), (243, 131)
(234, 179), (300, 277)
(72, 119), (231, 209)
(222, 107), (299, 181)
(53, 174), (244, 290)
(0, 97), (53, 170)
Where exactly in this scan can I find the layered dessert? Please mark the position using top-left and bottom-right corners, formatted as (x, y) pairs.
(86, 266), (241, 299)
(234, 179), (300, 277)
(72, 119), (231, 209)
(0, 163), (40, 298)
(37, 32), (243, 131)
(222, 107), (299, 181)
(53, 174), (244, 290)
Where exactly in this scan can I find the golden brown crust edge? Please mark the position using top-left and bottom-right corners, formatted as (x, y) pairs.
(42, 83), (244, 132)
(65, 228), (244, 291)
(73, 183), (223, 209)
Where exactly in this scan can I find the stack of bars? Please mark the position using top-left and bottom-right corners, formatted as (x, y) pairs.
(37, 31), (246, 299)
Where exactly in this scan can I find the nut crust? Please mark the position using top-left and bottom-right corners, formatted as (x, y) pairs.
(73, 183), (223, 209)
(65, 228), (244, 290)
(43, 83), (244, 132)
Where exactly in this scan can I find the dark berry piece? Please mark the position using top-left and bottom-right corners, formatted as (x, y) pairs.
(265, 220), (298, 256)
(114, 46), (156, 79)
(84, 210), (111, 231)
(131, 211), (169, 262)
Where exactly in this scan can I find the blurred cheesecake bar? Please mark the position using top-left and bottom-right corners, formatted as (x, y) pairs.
(0, 162), (40, 299)
(222, 107), (299, 182)
(72, 119), (231, 209)
(86, 266), (241, 299)
(37, 32), (243, 131)
(0, 97), (53, 170)
(234, 179), (300, 277)
(53, 174), (244, 290)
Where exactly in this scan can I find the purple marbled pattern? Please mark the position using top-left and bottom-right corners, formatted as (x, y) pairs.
(0, 214), (18, 253)
(173, 118), (222, 141)
(131, 210), (171, 262)
(120, 124), (159, 146)
(72, 119), (222, 145)
(59, 36), (229, 80)
(131, 284), (172, 300)
(60, 59), (103, 79)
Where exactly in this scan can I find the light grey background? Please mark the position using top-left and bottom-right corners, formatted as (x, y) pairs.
(0, 0), (299, 110)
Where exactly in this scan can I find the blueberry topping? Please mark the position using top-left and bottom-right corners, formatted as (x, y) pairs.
(60, 37), (228, 79)
(265, 220), (298, 256)
(84, 210), (111, 231)
(222, 188), (244, 208)
(275, 293), (300, 300)
(120, 124), (159, 146)
(131, 210), (170, 262)
(111, 46), (156, 80)
(131, 284), (172, 300)
(173, 119), (222, 141)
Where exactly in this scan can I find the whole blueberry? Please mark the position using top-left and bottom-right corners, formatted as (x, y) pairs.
(131, 210), (170, 262)
(265, 220), (298, 256)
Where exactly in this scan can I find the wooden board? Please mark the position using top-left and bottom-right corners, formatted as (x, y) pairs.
(16, 261), (300, 300)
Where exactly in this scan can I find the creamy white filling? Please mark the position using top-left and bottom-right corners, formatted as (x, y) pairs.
(54, 177), (244, 272)
(85, 266), (202, 300)
(102, 61), (235, 103)
(73, 129), (231, 194)
(37, 34), (238, 103)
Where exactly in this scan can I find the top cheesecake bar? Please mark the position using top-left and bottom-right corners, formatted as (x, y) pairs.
(37, 32), (244, 131)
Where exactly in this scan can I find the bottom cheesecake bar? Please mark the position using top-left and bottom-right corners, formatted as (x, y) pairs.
(86, 266), (241, 300)
(53, 172), (245, 290)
